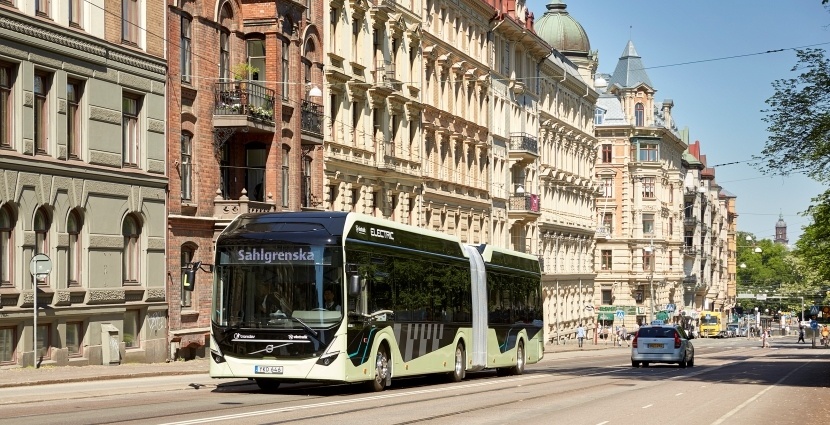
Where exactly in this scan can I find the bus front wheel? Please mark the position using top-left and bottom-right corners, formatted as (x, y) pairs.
(509, 341), (526, 375)
(367, 345), (390, 392)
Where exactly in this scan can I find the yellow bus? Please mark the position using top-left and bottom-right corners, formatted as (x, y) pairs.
(208, 212), (543, 392)
(699, 311), (722, 337)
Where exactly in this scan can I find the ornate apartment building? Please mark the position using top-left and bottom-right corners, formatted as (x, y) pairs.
(0, 1), (168, 367)
(164, 0), (324, 359)
(324, 0), (599, 344)
(681, 141), (735, 323)
(593, 41), (688, 328)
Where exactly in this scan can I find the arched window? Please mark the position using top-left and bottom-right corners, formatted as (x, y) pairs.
(34, 208), (50, 256)
(0, 205), (14, 287)
(67, 210), (83, 286)
(635, 103), (644, 127)
(181, 132), (192, 201)
(122, 214), (141, 284)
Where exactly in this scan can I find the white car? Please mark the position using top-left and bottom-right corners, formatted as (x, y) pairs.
(631, 324), (695, 368)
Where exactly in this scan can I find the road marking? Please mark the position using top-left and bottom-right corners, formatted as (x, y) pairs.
(159, 375), (545, 425)
(675, 393), (683, 396)
(596, 422), (610, 425)
(711, 359), (812, 425)
(642, 404), (653, 409)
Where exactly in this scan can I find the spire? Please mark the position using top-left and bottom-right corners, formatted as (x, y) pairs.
(607, 40), (654, 89)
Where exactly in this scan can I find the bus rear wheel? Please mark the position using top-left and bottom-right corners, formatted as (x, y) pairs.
(255, 378), (281, 393)
(448, 342), (466, 382)
(509, 341), (526, 375)
(367, 345), (390, 392)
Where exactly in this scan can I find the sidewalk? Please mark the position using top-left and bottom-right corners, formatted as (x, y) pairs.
(0, 341), (620, 389)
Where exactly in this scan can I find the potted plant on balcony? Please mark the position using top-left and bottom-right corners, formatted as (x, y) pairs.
(232, 63), (259, 82)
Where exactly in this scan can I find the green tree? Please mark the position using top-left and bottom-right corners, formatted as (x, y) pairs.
(760, 48), (830, 182)
(793, 190), (830, 306)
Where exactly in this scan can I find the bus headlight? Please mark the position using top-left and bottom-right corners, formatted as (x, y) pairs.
(210, 335), (226, 364)
(316, 336), (340, 366)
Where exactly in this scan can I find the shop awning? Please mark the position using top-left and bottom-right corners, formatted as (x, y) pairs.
(597, 312), (615, 321)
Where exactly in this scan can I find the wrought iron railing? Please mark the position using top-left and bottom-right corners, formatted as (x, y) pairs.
(214, 81), (275, 122)
(301, 100), (323, 135)
(509, 132), (538, 155)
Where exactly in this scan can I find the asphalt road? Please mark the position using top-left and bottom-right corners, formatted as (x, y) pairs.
(1, 337), (828, 425)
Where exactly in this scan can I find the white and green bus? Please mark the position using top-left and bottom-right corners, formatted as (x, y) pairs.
(209, 212), (543, 392)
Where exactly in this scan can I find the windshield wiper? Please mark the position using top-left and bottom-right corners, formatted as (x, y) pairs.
(291, 316), (319, 337)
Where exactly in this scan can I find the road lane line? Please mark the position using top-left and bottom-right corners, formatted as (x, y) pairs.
(642, 404), (653, 409)
(675, 393), (683, 396)
(710, 359), (812, 425)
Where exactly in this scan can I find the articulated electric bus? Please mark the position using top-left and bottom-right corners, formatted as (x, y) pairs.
(209, 212), (543, 392)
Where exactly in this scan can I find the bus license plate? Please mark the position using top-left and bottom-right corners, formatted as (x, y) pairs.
(647, 343), (664, 349)
(254, 365), (283, 374)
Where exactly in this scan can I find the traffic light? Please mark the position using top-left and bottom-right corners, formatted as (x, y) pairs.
(182, 261), (200, 292)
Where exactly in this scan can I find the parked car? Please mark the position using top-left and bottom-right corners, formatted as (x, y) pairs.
(631, 324), (695, 368)
(726, 323), (739, 337)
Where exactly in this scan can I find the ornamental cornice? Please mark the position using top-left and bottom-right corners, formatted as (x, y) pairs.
(0, 15), (165, 76)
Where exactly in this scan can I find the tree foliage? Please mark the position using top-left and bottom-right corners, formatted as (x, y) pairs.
(760, 48), (830, 182)
(793, 189), (830, 304)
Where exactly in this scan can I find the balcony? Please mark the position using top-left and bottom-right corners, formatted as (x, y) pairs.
(682, 245), (700, 256)
(509, 132), (539, 163)
(213, 81), (276, 133)
(683, 216), (697, 227)
(596, 226), (612, 239)
(373, 60), (401, 93)
(213, 190), (277, 221)
(508, 193), (541, 222)
(301, 100), (323, 145)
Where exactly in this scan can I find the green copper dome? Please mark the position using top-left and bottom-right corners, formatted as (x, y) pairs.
(533, 1), (590, 56)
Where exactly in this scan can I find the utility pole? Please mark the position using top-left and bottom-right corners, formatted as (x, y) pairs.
(646, 236), (655, 323)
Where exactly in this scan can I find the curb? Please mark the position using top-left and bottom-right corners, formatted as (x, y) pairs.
(0, 369), (207, 389)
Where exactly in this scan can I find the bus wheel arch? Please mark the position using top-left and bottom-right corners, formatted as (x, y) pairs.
(366, 341), (391, 392)
(510, 339), (526, 376)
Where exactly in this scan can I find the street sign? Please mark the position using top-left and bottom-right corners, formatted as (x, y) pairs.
(615, 310), (625, 319)
(811, 305), (820, 315)
(756, 294), (767, 301)
(665, 303), (676, 312)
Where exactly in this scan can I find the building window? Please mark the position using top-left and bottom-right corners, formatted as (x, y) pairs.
(247, 38), (265, 82)
(281, 39), (289, 101)
(351, 188), (359, 212)
(69, 0), (82, 27)
(641, 143), (658, 162)
(219, 31), (230, 81)
(602, 212), (613, 235)
(302, 155), (312, 208)
(181, 245), (194, 308)
(642, 213), (655, 235)
(329, 184), (338, 208)
(122, 95), (140, 167)
(281, 146), (290, 207)
(642, 177), (655, 198)
(643, 249), (654, 271)
(122, 214), (140, 284)
(372, 190), (380, 217)
(66, 322), (83, 356)
(181, 16), (192, 83)
(180, 133), (192, 201)
(123, 310), (139, 348)
(601, 289), (612, 305)
(36, 324), (50, 358)
(601, 178), (613, 198)
(67, 79), (82, 159)
(329, 7), (338, 53)
(34, 71), (51, 154)
(67, 210), (82, 286)
(594, 107), (605, 125)
(352, 18), (361, 63)
(0, 63), (12, 148)
(669, 217), (674, 237)
(34, 208), (50, 259)
(601, 249), (612, 270)
(0, 206), (12, 287)
(635, 102), (644, 126)
(122, 0), (139, 45)
(601, 144), (612, 163)
(0, 327), (15, 364)
(35, 0), (50, 17)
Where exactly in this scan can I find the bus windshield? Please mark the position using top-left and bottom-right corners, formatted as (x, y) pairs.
(212, 244), (344, 329)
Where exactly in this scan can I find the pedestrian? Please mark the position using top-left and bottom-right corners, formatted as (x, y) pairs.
(762, 327), (770, 348)
(576, 323), (586, 349)
(620, 324), (629, 347)
(798, 325), (805, 343)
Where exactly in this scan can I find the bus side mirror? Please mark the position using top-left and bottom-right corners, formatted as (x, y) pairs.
(348, 275), (361, 296)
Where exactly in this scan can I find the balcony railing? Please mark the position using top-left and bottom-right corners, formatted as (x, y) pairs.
(375, 60), (400, 91)
(214, 81), (275, 122)
(508, 193), (540, 213)
(301, 100), (323, 135)
(509, 132), (539, 156)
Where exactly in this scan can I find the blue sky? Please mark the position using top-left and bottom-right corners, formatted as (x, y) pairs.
(528, 0), (830, 244)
